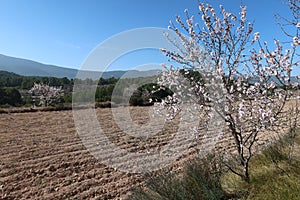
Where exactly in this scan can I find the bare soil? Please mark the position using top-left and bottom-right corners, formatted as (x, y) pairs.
(0, 107), (197, 199)
(0, 104), (285, 199)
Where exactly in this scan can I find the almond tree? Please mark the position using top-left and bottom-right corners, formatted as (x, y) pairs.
(29, 82), (64, 107)
(157, 2), (299, 182)
(274, 0), (300, 162)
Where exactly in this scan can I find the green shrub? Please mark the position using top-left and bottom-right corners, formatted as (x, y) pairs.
(0, 103), (11, 108)
(130, 154), (230, 200)
(0, 87), (23, 106)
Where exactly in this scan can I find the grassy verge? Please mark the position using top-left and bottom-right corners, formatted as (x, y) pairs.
(129, 154), (232, 200)
(222, 133), (300, 200)
(130, 132), (300, 200)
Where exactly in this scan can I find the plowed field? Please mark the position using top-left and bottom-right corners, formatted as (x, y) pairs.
(0, 107), (198, 199)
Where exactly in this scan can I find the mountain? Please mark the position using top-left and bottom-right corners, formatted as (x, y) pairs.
(0, 54), (78, 78)
(0, 54), (161, 79)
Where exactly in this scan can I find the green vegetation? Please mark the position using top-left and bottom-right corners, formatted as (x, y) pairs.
(130, 132), (300, 200)
(129, 83), (173, 106)
(0, 87), (22, 107)
(0, 70), (73, 107)
(130, 154), (229, 200)
(0, 70), (173, 107)
(0, 70), (72, 89)
(222, 133), (300, 200)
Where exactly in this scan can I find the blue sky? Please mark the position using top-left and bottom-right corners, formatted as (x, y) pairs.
(0, 0), (294, 71)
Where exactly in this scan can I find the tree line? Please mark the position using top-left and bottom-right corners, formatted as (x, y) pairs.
(0, 70), (172, 107)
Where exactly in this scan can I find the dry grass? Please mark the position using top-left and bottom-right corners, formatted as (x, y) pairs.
(221, 132), (300, 200)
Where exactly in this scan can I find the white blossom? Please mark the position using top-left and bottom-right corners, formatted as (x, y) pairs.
(159, 1), (300, 182)
(253, 32), (260, 42)
(29, 82), (64, 106)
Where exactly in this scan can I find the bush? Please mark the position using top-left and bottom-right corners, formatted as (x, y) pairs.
(129, 154), (230, 200)
(0, 103), (11, 108)
(129, 92), (149, 106)
(129, 83), (172, 106)
(0, 87), (23, 106)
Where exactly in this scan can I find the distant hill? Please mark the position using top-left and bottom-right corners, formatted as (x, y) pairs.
(0, 54), (161, 79)
(0, 70), (22, 79)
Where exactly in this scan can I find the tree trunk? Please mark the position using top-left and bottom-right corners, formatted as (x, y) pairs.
(242, 162), (250, 183)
